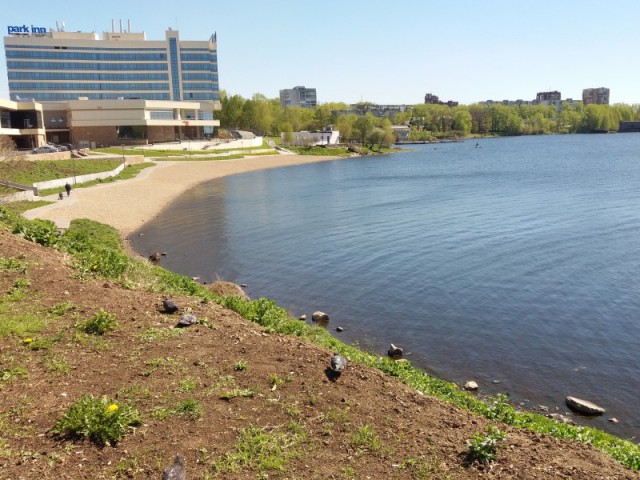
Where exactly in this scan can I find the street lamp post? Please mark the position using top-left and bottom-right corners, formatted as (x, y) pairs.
(121, 144), (125, 164)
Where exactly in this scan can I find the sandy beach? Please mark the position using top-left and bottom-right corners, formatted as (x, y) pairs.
(23, 153), (341, 237)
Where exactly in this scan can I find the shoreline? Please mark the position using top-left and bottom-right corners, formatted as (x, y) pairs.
(22, 153), (342, 238)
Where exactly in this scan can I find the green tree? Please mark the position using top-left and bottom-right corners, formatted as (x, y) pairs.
(453, 108), (473, 135)
(218, 92), (245, 129)
(354, 112), (376, 146)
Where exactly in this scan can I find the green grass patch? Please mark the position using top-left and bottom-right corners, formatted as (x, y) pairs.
(137, 327), (184, 342)
(467, 425), (506, 464)
(151, 398), (203, 421)
(219, 388), (255, 400)
(96, 143), (275, 158)
(37, 162), (155, 197)
(234, 360), (248, 371)
(350, 424), (381, 453)
(285, 145), (350, 156)
(0, 200), (52, 215)
(4, 159), (122, 185)
(178, 377), (198, 393)
(210, 425), (303, 475)
(76, 309), (117, 335)
(0, 256), (28, 273)
(1, 364), (29, 385)
(51, 395), (140, 446)
(47, 301), (76, 317)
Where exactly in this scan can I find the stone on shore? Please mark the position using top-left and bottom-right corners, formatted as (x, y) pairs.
(565, 396), (605, 415)
(388, 343), (403, 359)
(312, 311), (329, 323)
(299, 314), (307, 321)
(205, 281), (249, 301)
(547, 413), (576, 425)
(463, 381), (479, 391)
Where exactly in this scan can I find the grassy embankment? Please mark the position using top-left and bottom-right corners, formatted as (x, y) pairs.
(96, 140), (277, 162)
(1, 205), (639, 471)
(0, 158), (155, 198)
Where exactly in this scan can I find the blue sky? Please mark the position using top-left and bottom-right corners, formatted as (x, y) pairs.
(2, 0), (639, 105)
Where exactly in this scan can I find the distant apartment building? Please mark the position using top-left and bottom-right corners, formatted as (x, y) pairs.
(424, 93), (458, 107)
(349, 103), (411, 117)
(536, 91), (561, 104)
(279, 86), (317, 109)
(582, 87), (610, 105)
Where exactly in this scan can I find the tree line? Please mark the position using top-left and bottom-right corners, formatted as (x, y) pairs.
(217, 91), (640, 143)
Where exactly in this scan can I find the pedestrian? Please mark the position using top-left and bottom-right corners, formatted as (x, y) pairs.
(65, 182), (71, 197)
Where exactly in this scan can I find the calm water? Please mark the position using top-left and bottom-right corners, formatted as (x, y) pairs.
(131, 134), (640, 438)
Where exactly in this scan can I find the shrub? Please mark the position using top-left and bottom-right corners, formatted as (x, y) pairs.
(51, 395), (140, 446)
(77, 309), (117, 335)
(467, 425), (506, 464)
(12, 218), (60, 247)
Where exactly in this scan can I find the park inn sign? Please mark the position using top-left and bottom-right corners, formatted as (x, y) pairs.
(7, 24), (47, 35)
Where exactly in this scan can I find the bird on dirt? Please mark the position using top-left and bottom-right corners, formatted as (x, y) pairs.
(177, 313), (198, 328)
(162, 298), (179, 313)
(330, 353), (347, 374)
(163, 453), (186, 480)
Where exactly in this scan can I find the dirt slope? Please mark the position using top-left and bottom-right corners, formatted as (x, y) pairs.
(0, 228), (637, 479)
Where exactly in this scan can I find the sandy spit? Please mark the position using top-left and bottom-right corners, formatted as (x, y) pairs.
(23, 154), (341, 237)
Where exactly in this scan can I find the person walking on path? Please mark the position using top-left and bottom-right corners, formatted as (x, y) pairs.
(65, 182), (71, 197)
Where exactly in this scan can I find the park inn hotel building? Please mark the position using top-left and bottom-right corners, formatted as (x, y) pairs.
(3, 22), (220, 148)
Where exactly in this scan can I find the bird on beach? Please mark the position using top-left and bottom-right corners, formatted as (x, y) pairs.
(330, 353), (347, 374)
(162, 298), (179, 313)
(163, 453), (186, 480)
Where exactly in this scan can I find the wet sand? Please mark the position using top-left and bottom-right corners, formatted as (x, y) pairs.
(23, 154), (341, 236)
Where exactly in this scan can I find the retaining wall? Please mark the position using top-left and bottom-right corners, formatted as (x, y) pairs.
(33, 162), (126, 192)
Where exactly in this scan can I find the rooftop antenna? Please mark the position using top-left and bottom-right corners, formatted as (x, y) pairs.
(62, 21), (65, 32)
(119, 19), (123, 33)
(111, 19), (115, 33)
(127, 19), (131, 33)
(56, 21), (59, 31)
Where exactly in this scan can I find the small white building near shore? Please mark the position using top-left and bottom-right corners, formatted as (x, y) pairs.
(282, 127), (339, 146)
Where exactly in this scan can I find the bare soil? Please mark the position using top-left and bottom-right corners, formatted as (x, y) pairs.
(0, 228), (638, 479)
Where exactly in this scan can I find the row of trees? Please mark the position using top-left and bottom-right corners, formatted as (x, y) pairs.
(217, 91), (640, 143)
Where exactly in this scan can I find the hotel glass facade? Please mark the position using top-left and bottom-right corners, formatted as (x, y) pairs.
(4, 28), (219, 103)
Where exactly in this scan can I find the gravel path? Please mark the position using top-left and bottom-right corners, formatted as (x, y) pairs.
(23, 154), (341, 236)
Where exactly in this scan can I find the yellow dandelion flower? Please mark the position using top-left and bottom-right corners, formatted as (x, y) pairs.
(23, 338), (33, 344)
(107, 404), (119, 412)
(91, 264), (98, 271)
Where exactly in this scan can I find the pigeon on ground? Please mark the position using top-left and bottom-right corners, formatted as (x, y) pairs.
(162, 298), (179, 313)
(388, 343), (404, 358)
(330, 353), (347, 374)
(163, 453), (186, 480)
(177, 313), (198, 328)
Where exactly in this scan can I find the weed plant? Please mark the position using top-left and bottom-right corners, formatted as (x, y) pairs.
(467, 425), (506, 464)
(219, 388), (255, 400)
(210, 425), (302, 475)
(350, 424), (381, 452)
(0, 257), (27, 273)
(51, 395), (140, 446)
(77, 309), (117, 335)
